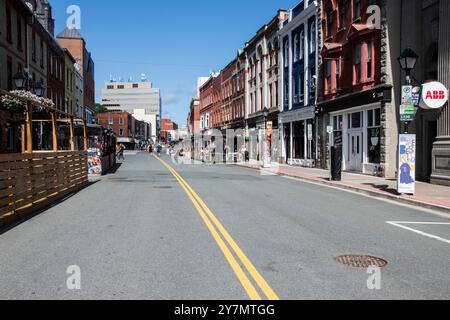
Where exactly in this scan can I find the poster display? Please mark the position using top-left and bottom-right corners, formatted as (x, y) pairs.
(88, 148), (103, 175)
(397, 134), (416, 194)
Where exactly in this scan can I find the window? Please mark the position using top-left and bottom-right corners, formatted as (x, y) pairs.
(327, 8), (334, 38)
(353, 0), (361, 21)
(299, 73), (305, 102)
(310, 22), (316, 53)
(294, 76), (299, 103)
(132, 83), (139, 88)
(117, 85), (125, 89)
(300, 30), (305, 59)
(333, 115), (344, 131)
(17, 18), (22, 51)
(284, 39), (289, 67)
(108, 118), (113, 125)
(348, 112), (362, 129)
(107, 85), (114, 89)
(294, 34), (299, 62)
(339, 0), (347, 29)
(366, 41), (373, 79)
(119, 129), (124, 136)
(40, 41), (44, 68)
(119, 117), (124, 125)
(367, 109), (381, 164)
(326, 60), (332, 93)
(354, 43), (362, 83)
(6, 7), (12, 43)
(32, 33), (36, 62)
(7, 57), (13, 91)
(335, 60), (340, 89)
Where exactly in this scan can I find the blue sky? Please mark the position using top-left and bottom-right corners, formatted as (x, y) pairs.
(52, 0), (300, 125)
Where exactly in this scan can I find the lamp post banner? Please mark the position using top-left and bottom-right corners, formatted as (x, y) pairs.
(397, 134), (416, 194)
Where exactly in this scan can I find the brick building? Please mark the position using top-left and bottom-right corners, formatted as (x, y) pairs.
(317, 0), (395, 177)
(187, 98), (200, 136)
(160, 118), (178, 142)
(57, 27), (95, 121)
(244, 9), (288, 161)
(97, 111), (149, 146)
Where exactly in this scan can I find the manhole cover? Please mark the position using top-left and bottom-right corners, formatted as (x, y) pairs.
(334, 255), (388, 268)
(153, 186), (172, 189)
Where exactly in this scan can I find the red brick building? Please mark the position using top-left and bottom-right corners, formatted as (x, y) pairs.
(187, 98), (200, 136)
(318, 0), (394, 176)
(97, 111), (149, 146)
(57, 28), (95, 121)
(160, 118), (178, 142)
(199, 75), (216, 132)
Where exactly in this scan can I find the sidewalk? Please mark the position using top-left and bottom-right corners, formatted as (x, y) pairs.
(237, 161), (450, 215)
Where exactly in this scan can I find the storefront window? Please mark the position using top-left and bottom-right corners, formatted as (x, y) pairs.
(367, 109), (381, 164)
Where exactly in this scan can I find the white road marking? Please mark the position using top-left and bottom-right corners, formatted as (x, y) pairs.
(386, 221), (450, 245)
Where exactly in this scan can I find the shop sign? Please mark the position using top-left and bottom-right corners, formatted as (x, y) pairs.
(397, 134), (416, 194)
(327, 126), (333, 134)
(420, 81), (448, 110)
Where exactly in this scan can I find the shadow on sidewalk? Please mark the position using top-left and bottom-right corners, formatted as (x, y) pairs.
(0, 180), (99, 236)
(362, 183), (401, 196)
(107, 163), (122, 174)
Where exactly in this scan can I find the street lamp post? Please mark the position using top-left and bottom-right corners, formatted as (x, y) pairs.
(397, 48), (419, 194)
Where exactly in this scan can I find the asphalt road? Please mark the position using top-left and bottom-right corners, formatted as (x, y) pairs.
(0, 152), (449, 300)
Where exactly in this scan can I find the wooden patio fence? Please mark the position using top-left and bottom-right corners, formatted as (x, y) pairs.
(0, 90), (90, 227)
(0, 151), (88, 226)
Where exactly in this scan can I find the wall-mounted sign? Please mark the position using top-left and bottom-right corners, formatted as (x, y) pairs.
(400, 104), (416, 122)
(397, 134), (416, 194)
(411, 86), (422, 105)
(327, 126), (333, 134)
(401, 85), (413, 104)
(420, 81), (448, 110)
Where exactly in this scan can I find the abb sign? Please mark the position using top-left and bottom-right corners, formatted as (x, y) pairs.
(420, 82), (449, 110)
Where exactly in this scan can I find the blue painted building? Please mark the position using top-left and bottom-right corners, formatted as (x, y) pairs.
(279, 0), (319, 166)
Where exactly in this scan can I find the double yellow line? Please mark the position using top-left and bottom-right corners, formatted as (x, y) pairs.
(155, 156), (279, 300)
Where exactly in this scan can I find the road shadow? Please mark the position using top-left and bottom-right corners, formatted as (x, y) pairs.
(0, 180), (99, 236)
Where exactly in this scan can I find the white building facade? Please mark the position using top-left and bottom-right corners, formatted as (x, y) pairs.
(279, 1), (319, 166)
(101, 81), (161, 141)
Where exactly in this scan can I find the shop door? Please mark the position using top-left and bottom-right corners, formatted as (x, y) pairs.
(348, 131), (363, 172)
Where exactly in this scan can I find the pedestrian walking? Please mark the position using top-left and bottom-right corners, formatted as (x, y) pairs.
(117, 143), (125, 161)
(156, 143), (162, 157)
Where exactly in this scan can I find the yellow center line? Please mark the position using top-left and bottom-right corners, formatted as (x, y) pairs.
(155, 156), (279, 301)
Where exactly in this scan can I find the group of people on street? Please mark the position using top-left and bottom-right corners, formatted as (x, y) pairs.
(115, 142), (163, 162)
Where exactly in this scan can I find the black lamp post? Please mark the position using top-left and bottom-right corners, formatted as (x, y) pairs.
(33, 80), (46, 97)
(398, 48), (419, 85)
(13, 70), (29, 91)
(12, 70), (46, 97)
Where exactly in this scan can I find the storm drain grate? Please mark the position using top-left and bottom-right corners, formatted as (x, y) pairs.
(334, 255), (388, 268)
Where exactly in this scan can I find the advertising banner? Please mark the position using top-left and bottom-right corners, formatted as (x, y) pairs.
(88, 149), (103, 175)
(397, 134), (416, 194)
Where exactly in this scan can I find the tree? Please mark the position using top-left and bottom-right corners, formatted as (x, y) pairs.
(94, 103), (109, 114)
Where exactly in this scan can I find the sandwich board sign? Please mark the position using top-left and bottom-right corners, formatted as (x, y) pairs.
(397, 134), (416, 194)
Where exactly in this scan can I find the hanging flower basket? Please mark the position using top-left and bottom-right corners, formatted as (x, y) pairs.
(1, 95), (26, 112)
(1, 90), (55, 112)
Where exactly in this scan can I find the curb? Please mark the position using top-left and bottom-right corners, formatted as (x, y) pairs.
(237, 164), (450, 216)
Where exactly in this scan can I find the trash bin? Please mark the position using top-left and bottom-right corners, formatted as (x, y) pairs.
(331, 146), (342, 181)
